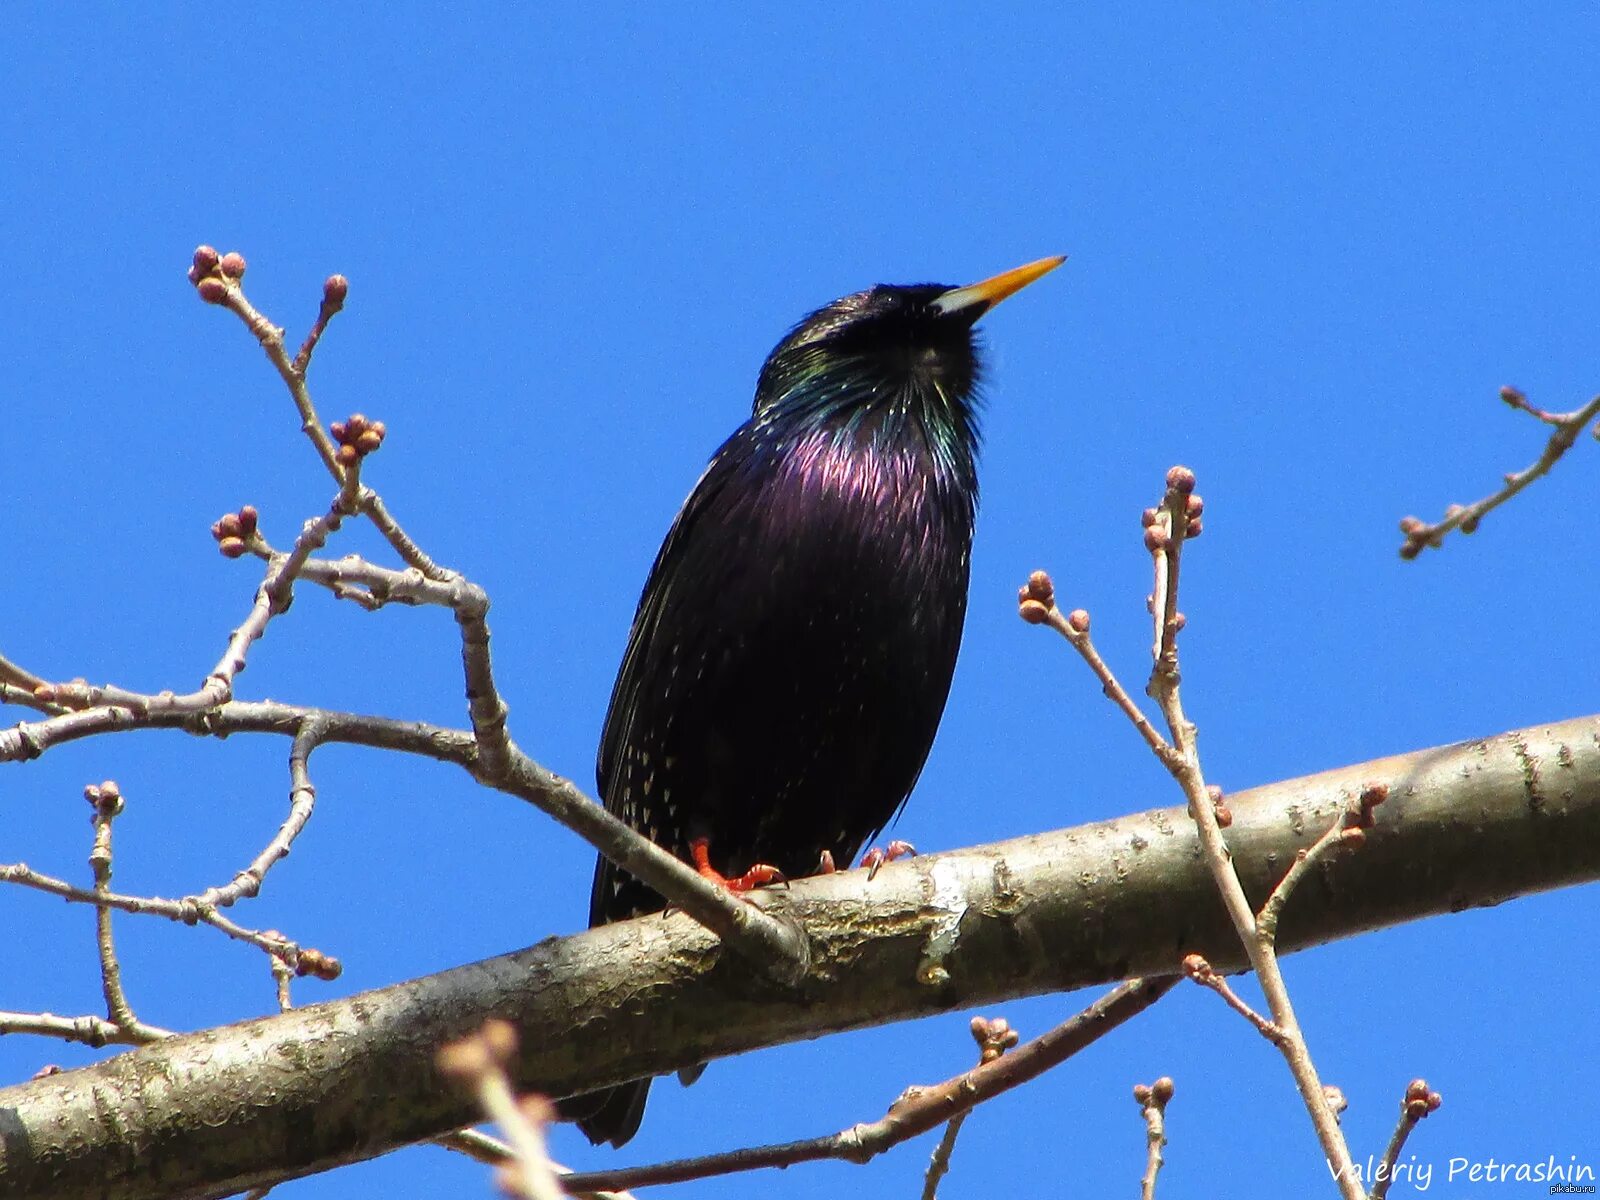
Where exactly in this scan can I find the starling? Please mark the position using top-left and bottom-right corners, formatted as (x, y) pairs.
(567, 256), (1065, 1147)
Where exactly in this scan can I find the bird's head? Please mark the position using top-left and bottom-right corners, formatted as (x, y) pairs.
(752, 256), (1065, 430)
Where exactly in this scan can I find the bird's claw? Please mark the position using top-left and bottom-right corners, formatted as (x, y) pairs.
(721, 862), (788, 892)
(818, 841), (916, 879)
(689, 836), (787, 892)
(861, 839), (917, 880)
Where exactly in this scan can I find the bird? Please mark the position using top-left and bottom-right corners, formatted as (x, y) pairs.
(563, 256), (1065, 1148)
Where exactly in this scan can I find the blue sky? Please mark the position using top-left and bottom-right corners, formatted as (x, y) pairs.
(3, 7), (1597, 1197)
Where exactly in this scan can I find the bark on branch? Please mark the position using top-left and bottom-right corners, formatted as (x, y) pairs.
(2, 715), (1596, 1200)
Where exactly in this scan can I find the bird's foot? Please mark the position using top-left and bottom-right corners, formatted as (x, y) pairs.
(716, 863), (788, 892)
(860, 839), (917, 880)
(817, 840), (917, 879)
(690, 836), (788, 893)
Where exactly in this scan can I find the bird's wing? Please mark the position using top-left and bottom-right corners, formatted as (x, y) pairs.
(591, 425), (765, 921)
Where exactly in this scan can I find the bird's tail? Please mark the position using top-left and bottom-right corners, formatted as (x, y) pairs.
(557, 1079), (652, 1149)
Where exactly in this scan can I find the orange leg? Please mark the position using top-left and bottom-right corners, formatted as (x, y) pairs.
(690, 836), (787, 893)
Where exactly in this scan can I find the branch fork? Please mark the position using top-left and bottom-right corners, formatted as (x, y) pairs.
(1020, 464), (1433, 1198)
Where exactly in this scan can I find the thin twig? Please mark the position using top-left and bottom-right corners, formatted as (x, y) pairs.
(1138, 467), (1363, 1198)
(1399, 387), (1600, 557)
(0, 859), (316, 966)
(1257, 783), (1387, 942)
(21, 489), (361, 735)
(2, 729), (342, 1020)
(0, 1010), (172, 1046)
(560, 977), (1176, 1195)
(246, 539), (453, 611)
(438, 1023), (566, 1200)
(436, 1128), (514, 1166)
(1182, 955), (1282, 1045)
(0, 653), (50, 694)
(1017, 572), (1180, 770)
(190, 719), (327, 910)
(195, 251), (454, 580)
(290, 275), (347, 376)
(196, 252), (345, 481)
(919, 1110), (971, 1200)
(920, 1016), (1021, 1200)
(0, 694), (475, 765)
(83, 782), (165, 1043)
(193, 251), (805, 973)
(1030, 469), (1366, 1194)
(4, 620), (803, 975)
(358, 491), (455, 581)
(436, 1130), (638, 1200)
(270, 950), (294, 1013)
(1369, 1080), (1442, 1200)
(0, 680), (67, 716)
(1133, 1077), (1174, 1200)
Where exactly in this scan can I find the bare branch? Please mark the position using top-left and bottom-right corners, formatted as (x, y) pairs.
(1033, 467), (1370, 1192)
(1399, 387), (1600, 557)
(198, 250), (809, 975)
(562, 979), (1174, 1195)
(0, 1010), (172, 1047)
(437, 1130), (637, 1200)
(0, 680), (67, 717)
(12, 487), (363, 749)
(190, 247), (453, 580)
(1, 664), (807, 978)
(0, 653), (49, 694)
(0, 857), (325, 968)
(438, 1022), (566, 1200)
(1133, 1076), (1174, 1200)
(189, 247), (346, 484)
(1257, 783), (1387, 943)
(1, 714), (1594, 1199)
(83, 782), (165, 1043)
(1137, 466), (1362, 1196)
(1181, 954), (1282, 1043)
(1018, 571), (1179, 769)
(919, 1016), (1021, 1200)
(1369, 1079), (1443, 1200)
(291, 275), (348, 376)
(3, 727), (340, 1002)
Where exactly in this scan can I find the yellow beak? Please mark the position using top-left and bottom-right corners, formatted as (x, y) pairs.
(930, 255), (1067, 318)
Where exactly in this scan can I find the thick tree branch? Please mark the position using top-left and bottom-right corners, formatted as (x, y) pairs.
(0, 715), (1595, 1200)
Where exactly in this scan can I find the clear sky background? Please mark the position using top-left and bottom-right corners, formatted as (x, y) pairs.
(3, 7), (1597, 1198)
